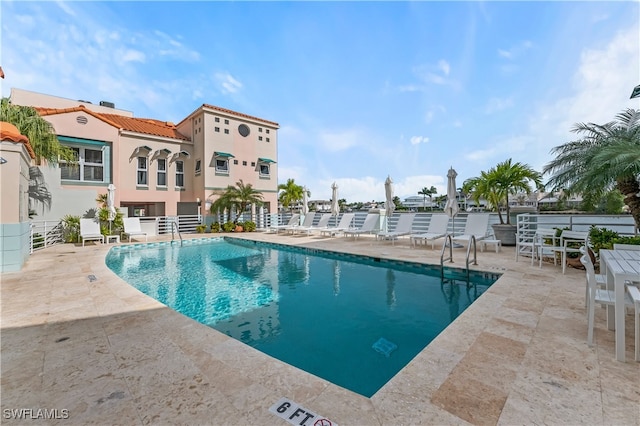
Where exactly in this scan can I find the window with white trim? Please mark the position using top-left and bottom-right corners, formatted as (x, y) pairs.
(216, 158), (229, 173)
(258, 162), (271, 176)
(60, 147), (104, 182)
(157, 158), (167, 186)
(175, 161), (184, 187)
(195, 159), (202, 175)
(137, 156), (148, 186)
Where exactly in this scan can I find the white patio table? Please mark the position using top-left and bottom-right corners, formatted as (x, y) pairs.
(599, 249), (640, 362)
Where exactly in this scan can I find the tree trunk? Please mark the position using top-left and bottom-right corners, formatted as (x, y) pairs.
(617, 176), (640, 229)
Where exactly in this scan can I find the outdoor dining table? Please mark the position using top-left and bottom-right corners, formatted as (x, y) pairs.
(599, 249), (640, 362)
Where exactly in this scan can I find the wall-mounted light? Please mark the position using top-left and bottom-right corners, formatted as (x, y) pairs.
(0, 157), (7, 165)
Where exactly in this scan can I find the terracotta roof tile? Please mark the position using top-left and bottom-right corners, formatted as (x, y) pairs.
(0, 121), (36, 159)
(35, 106), (190, 141)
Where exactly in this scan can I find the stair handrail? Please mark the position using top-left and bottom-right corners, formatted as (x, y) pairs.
(171, 219), (183, 246)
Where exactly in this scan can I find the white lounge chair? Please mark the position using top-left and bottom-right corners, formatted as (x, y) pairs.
(285, 212), (316, 234)
(376, 213), (416, 245)
(122, 217), (148, 242)
(293, 213), (332, 235)
(80, 218), (104, 247)
(320, 213), (355, 237)
(267, 214), (300, 233)
(451, 213), (490, 248)
(410, 214), (449, 249)
(343, 213), (379, 239)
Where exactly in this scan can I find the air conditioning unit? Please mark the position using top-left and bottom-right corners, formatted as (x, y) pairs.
(99, 101), (115, 108)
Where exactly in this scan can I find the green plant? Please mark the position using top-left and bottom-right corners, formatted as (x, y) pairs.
(195, 224), (207, 233)
(210, 222), (221, 233)
(222, 221), (235, 232)
(588, 226), (620, 254)
(61, 214), (80, 243)
(614, 235), (640, 246)
(463, 158), (543, 224)
(243, 220), (256, 232)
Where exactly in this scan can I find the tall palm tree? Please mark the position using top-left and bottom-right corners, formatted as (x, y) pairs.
(278, 178), (305, 212)
(543, 108), (640, 228)
(0, 97), (75, 164)
(209, 180), (263, 220)
(463, 158), (543, 224)
(418, 186), (437, 210)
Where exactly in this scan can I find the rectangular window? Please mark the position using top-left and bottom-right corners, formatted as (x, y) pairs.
(224, 119), (229, 124)
(215, 117), (220, 123)
(266, 129), (270, 134)
(175, 161), (184, 187)
(224, 129), (229, 134)
(216, 158), (229, 173)
(60, 146), (105, 182)
(259, 164), (270, 176)
(266, 137), (270, 142)
(242, 161), (247, 166)
(258, 127), (263, 132)
(258, 136), (263, 141)
(157, 158), (167, 186)
(137, 157), (148, 186)
(233, 159), (238, 165)
(215, 127), (220, 132)
(195, 159), (202, 175)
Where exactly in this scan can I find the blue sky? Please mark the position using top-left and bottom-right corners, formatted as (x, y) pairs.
(2, 1), (639, 203)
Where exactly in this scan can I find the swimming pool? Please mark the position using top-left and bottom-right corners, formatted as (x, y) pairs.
(106, 237), (498, 397)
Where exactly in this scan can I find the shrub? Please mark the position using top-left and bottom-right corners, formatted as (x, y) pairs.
(32, 232), (45, 249)
(210, 222), (221, 233)
(243, 221), (256, 232)
(222, 221), (235, 232)
(589, 226), (620, 254)
(61, 215), (80, 243)
(195, 224), (207, 233)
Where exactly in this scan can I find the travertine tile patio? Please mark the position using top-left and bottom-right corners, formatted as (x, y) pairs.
(1, 232), (638, 425)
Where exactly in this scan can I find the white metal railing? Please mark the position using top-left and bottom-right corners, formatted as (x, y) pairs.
(30, 220), (65, 253)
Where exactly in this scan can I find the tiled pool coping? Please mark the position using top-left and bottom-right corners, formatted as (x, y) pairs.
(1, 232), (638, 425)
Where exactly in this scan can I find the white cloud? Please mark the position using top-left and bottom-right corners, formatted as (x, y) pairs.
(121, 49), (146, 63)
(484, 97), (514, 114)
(410, 136), (429, 145)
(215, 72), (243, 94)
(438, 59), (450, 76)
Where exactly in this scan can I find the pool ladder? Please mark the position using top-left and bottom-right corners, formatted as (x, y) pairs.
(170, 220), (183, 246)
(439, 234), (478, 279)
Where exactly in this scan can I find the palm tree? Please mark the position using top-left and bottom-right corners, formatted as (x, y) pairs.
(0, 97), (75, 165)
(209, 179), (263, 220)
(278, 178), (305, 212)
(418, 186), (437, 210)
(543, 108), (640, 228)
(463, 158), (543, 225)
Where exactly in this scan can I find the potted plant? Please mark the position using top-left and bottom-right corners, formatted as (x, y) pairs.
(462, 158), (543, 246)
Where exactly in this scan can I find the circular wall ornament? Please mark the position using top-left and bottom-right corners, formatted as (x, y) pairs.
(238, 124), (250, 137)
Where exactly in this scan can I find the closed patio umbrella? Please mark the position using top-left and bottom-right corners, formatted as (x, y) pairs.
(302, 186), (309, 215)
(444, 167), (461, 246)
(331, 182), (340, 216)
(107, 184), (116, 233)
(384, 175), (395, 232)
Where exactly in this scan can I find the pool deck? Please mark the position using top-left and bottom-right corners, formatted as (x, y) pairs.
(1, 232), (639, 425)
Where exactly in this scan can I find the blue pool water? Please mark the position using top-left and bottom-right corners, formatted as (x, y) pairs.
(106, 238), (498, 397)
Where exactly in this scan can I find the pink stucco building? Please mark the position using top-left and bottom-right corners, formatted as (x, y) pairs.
(10, 88), (279, 221)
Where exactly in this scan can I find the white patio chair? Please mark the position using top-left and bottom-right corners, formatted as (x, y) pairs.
(122, 217), (148, 242)
(285, 212), (316, 234)
(267, 214), (300, 233)
(410, 213), (449, 249)
(80, 218), (104, 247)
(626, 284), (640, 361)
(294, 213), (332, 235)
(451, 213), (490, 248)
(582, 255), (633, 347)
(343, 213), (379, 239)
(376, 213), (416, 245)
(320, 213), (355, 237)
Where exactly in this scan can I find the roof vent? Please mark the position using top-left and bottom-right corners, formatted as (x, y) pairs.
(99, 101), (115, 108)
(76, 116), (88, 125)
(78, 100), (92, 104)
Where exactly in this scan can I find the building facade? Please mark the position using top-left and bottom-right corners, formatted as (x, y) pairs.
(10, 88), (279, 223)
